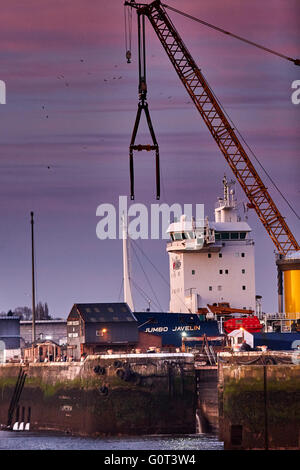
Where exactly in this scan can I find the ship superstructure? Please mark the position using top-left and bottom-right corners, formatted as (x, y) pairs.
(167, 177), (256, 314)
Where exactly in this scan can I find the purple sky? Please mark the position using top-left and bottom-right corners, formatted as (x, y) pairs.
(0, 0), (299, 317)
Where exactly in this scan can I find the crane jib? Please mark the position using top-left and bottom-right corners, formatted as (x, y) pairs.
(124, 0), (299, 256)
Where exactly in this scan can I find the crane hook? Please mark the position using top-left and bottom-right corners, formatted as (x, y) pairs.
(126, 50), (132, 64)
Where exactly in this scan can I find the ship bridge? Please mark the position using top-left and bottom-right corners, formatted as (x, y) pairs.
(167, 178), (256, 314)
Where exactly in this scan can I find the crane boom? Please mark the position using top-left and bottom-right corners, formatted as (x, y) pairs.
(125, 0), (299, 256)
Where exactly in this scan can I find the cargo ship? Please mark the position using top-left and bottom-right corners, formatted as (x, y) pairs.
(132, 177), (300, 353)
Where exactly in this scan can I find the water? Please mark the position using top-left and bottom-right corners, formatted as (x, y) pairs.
(0, 430), (223, 450)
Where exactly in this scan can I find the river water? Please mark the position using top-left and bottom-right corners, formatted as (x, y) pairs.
(0, 430), (223, 450)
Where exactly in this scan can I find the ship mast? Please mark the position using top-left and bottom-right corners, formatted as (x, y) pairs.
(30, 211), (36, 343)
(122, 214), (135, 311)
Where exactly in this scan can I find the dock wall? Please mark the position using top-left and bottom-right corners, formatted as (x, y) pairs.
(0, 353), (196, 436)
(218, 353), (300, 449)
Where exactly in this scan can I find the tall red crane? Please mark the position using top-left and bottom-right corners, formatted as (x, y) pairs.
(124, 0), (299, 258)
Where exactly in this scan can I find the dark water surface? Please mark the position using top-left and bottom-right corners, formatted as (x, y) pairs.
(0, 430), (223, 450)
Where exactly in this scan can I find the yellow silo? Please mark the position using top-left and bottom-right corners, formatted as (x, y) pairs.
(277, 252), (300, 320)
(284, 269), (300, 319)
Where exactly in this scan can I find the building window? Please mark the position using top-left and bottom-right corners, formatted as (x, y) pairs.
(209, 286), (212, 291)
(219, 253), (222, 258)
(68, 333), (78, 338)
(192, 270), (195, 275)
(225, 269), (228, 274)
(241, 252), (245, 257)
(242, 269), (245, 274)
(219, 270), (223, 274)
(96, 328), (108, 337)
(242, 285), (246, 290)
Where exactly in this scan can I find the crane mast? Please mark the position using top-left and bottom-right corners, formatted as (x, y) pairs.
(125, 0), (299, 257)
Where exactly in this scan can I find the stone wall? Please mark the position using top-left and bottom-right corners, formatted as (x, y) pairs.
(0, 353), (196, 436)
(218, 354), (300, 449)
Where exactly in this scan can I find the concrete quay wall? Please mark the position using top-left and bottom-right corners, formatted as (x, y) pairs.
(0, 353), (196, 436)
(218, 352), (300, 450)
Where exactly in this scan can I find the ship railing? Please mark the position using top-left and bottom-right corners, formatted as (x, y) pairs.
(261, 317), (300, 333)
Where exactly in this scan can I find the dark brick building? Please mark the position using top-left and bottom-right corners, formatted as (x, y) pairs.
(66, 303), (138, 360)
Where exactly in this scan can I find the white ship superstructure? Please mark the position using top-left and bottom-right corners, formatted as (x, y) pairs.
(167, 177), (256, 313)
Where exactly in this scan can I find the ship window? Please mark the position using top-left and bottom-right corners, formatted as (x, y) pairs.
(241, 252), (245, 257)
(242, 286), (246, 290)
(170, 233), (175, 241)
(215, 232), (221, 240)
(174, 233), (182, 240)
(221, 232), (230, 240)
(219, 270), (223, 274)
(225, 269), (229, 274)
(230, 232), (239, 240)
(239, 232), (247, 239)
(208, 253), (212, 258)
(209, 286), (212, 291)
(242, 269), (245, 274)
(188, 231), (195, 239)
(219, 253), (222, 258)
(192, 270), (195, 275)
(182, 232), (187, 240)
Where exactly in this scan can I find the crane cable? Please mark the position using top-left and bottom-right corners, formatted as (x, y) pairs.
(162, 3), (300, 66)
(124, 4), (133, 63)
(132, 239), (194, 314)
(131, 240), (164, 311)
(162, 3), (300, 221)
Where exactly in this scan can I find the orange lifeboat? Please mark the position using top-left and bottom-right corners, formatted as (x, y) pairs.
(224, 316), (263, 334)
